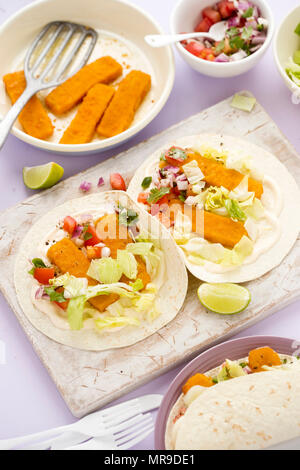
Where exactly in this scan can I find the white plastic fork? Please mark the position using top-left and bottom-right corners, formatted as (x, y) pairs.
(0, 394), (162, 450)
(145, 20), (228, 48)
(65, 413), (154, 450)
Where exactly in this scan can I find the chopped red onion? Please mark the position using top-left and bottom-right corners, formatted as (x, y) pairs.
(164, 165), (180, 174)
(215, 53), (230, 63)
(176, 173), (188, 182)
(97, 177), (105, 187)
(160, 178), (172, 188)
(35, 286), (44, 300)
(153, 170), (161, 187)
(177, 180), (189, 191)
(251, 34), (266, 45)
(231, 50), (247, 61)
(249, 44), (261, 53)
(228, 15), (240, 28)
(72, 224), (83, 239)
(79, 181), (92, 192)
(244, 366), (252, 374)
(237, 1), (252, 12)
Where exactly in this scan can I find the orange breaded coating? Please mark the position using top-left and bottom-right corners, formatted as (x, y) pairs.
(3, 71), (53, 140)
(45, 57), (122, 115)
(248, 347), (282, 372)
(165, 153), (264, 199)
(47, 238), (119, 312)
(47, 238), (90, 278)
(182, 373), (214, 395)
(60, 84), (115, 144)
(97, 70), (151, 138)
(168, 199), (248, 249)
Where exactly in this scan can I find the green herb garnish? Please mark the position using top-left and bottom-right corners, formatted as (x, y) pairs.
(141, 176), (152, 190)
(283, 358), (288, 364)
(227, 27), (239, 38)
(118, 205), (139, 226)
(147, 187), (170, 204)
(257, 24), (264, 32)
(241, 26), (253, 41)
(215, 40), (225, 54)
(242, 7), (253, 18)
(44, 287), (66, 303)
(178, 192), (186, 203)
(28, 258), (47, 275)
(83, 231), (93, 241)
(230, 36), (245, 50)
(212, 377), (218, 384)
(239, 362), (248, 368)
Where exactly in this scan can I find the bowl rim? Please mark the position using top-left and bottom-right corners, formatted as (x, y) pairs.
(0, 0), (175, 154)
(154, 334), (300, 450)
(273, 3), (300, 94)
(170, 0), (274, 68)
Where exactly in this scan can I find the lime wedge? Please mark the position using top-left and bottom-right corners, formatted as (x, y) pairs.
(23, 162), (64, 189)
(197, 283), (251, 315)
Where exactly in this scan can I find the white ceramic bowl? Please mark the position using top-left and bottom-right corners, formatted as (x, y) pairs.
(170, 0), (274, 78)
(0, 0), (175, 155)
(274, 4), (300, 96)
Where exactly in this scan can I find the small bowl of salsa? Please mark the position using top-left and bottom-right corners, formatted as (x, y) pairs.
(170, 0), (274, 77)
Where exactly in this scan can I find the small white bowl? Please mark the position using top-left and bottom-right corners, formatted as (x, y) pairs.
(274, 4), (300, 96)
(170, 0), (274, 78)
(0, 0), (175, 155)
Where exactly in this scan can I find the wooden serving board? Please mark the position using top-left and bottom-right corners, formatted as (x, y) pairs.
(1, 91), (300, 417)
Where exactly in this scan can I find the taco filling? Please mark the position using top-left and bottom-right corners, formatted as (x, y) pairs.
(135, 143), (282, 274)
(167, 347), (300, 450)
(28, 204), (166, 334)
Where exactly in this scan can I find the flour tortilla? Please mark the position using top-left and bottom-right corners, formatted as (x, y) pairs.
(128, 134), (300, 283)
(165, 354), (298, 450)
(14, 191), (188, 351)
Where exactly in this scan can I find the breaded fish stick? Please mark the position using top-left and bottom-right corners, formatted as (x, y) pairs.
(97, 70), (151, 138)
(45, 57), (122, 115)
(47, 238), (119, 312)
(3, 71), (53, 140)
(169, 153), (263, 199)
(60, 84), (115, 144)
(169, 199), (248, 249)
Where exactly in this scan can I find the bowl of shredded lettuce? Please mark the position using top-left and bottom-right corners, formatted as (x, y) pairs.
(274, 5), (300, 97)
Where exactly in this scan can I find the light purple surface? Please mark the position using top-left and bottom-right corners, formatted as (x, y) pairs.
(1, 0), (300, 450)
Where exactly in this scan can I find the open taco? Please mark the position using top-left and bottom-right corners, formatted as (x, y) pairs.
(166, 347), (300, 450)
(128, 134), (300, 283)
(14, 191), (188, 351)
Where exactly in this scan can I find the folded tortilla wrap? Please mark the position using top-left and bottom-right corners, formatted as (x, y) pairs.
(14, 191), (188, 351)
(166, 353), (300, 450)
(128, 134), (300, 283)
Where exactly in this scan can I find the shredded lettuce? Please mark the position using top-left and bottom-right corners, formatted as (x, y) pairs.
(49, 274), (88, 298)
(183, 235), (253, 267)
(286, 56), (300, 87)
(67, 283), (137, 330)
(129, 278), (144, 291)
(225, 199), (247, 222)
(244, 197), (264, 220)
(205, 186), (229, 211)
(126, 242), (153, 256)
(199, 145), (227, 164)
(230, 94), (256, 112)
(87, 258), (123, 284)
(117, 250), (137, 280)
(94, 315), (140, 331)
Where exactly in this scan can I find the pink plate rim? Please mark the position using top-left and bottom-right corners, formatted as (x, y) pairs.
(154, 335), (300, 450)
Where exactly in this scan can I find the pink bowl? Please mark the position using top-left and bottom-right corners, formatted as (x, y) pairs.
(154, 335), (300, 450)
